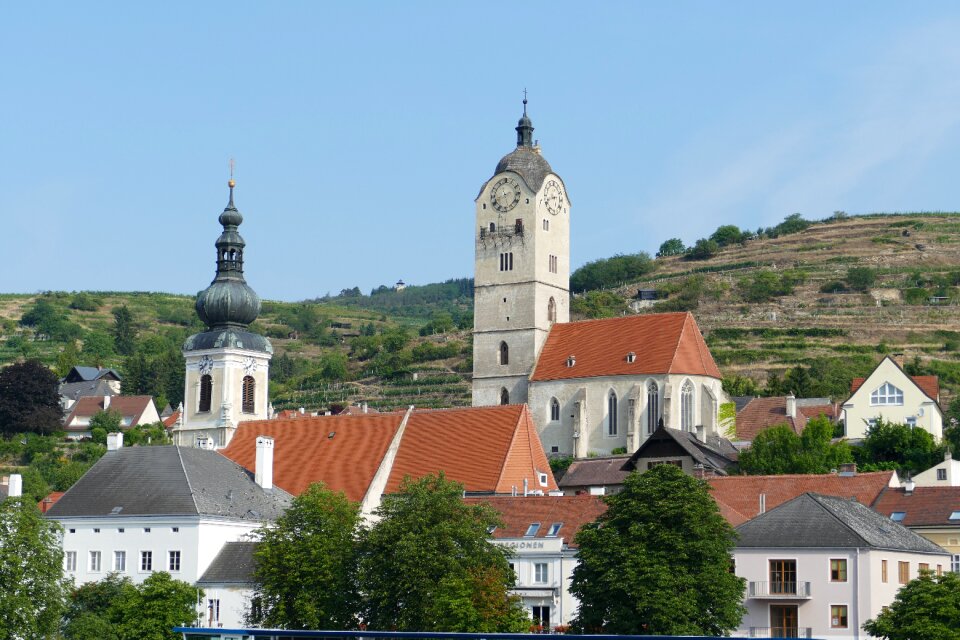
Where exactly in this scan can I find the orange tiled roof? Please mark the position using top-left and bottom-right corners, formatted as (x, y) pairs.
(707, 471), (897, 525)
(531, 312), (721, 382)
(386, 405), (557, 494)
(798, 404), (838, 420)
(872, 486), (960, 526)
(64, 395), (155, 431)
(850, 375), (940, 402)
(735, 397), (807, 441)
(465, 495), (606, 547)
(38, 491), (65, 513)
(221, 413), (403, 501)
(162, 411), (181, 428)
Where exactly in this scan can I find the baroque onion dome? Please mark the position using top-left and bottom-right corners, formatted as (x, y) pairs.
(493, 97), (554, 193)
(184, 179), (272, 354)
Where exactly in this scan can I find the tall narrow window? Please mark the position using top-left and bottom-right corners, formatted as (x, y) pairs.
(549, 255), (558, 273)
(500, 388), (510, 405)
(646, 381), (659, 434)
(499, 341), (509, 365)
(681, 380), (694, 431)
(550, 397), (560, 421)
(499, 252), (514, 271)
(199, 374), (212, 412)
(242, 376), (256, 413)
(547, 297), (556, 323)
(607, 391), (618, 436)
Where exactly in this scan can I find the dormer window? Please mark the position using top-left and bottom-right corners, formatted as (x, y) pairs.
(546, 523), (563, 537)
(626, 352), (636, 363)
(871, 382), (904, 406)
(566, 355), (576, 367)
(525, 523), (541, 537)
(890, 512), (906, 522)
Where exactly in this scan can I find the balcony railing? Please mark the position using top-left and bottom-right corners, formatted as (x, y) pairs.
(749, 627), (813, 638)
(747, 581), (812, 598)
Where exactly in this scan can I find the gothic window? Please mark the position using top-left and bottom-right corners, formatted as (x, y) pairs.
(646, 381), (659, 434)
(500, 388), (510, 405)
(547, 297), (556, 323)
(681, 380), (695, 431)
(499, 341), (509, 365)
(199, 375), (212, 413)
(489, 222), (496, 232)
(550, 397), (560, 421)
(607, 390), (618, 436)
(242, 376), (256, 414)
(871, 382), (904, 406)
(549, 255), (558, 273)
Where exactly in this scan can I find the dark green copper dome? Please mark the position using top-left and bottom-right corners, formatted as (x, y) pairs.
(185, 180), (272, 355)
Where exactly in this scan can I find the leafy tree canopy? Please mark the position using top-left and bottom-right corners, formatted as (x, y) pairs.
(846, 266), (877, 292)
(854, 418), (944, 474)
(111, 306), (137, 356)
(685, 238), (719, 261)
(0, 359), (62, 436)
(570, 253), (655, 293)
(709, 224), (749, 247)
(570, 465), (745, 635)
(738, 417), (853, 475)
(656, 238), (686, 257)
(250, 483), (362, 630)
(863, 571), (960, 640)
(359, 473), (528, 632)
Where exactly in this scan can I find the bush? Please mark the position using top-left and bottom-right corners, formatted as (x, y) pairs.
(656, 238), (685, 257)
(685, 239), (719, 261)
(846, 267), (877, 292)
(820, 280), (847, 293)
(570, 253), (655, 293)
(709, 225), (749, 247)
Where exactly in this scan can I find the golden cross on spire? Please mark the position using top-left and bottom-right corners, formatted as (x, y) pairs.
(228, 158), (236, 188)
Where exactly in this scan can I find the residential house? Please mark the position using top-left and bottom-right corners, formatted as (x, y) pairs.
(841, 356), (942, 441)
(196, 541), (259, 629)
(872, 483), (960, 572)
(63, 395), (160, 439)
(59, 366), (122, 412)
(911, 451), (960, 487)
(734, 492), (949, 640)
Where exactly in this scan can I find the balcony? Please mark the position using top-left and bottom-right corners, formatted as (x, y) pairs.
(478, 221), (525, 242)
(749, 627), (813, 638)
(747, 581), (812, 599)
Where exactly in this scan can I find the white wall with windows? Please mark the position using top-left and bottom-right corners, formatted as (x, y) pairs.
(492, 536), (579, 628)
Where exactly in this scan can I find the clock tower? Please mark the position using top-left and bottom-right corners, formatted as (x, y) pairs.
(176, 178), (273, 448)
(472, 100), (570, 406)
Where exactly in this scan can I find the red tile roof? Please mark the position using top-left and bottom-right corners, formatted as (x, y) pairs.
(64, 396), (156, 432)
(735, 397), (808, 441)
(531, 312), (721, 382)
(798, 404), (839, 420)
(162, 411), (181, 429)
(465, 495), (607, 547)
(850, 374), (940, 402)
(707, 471), (897, 526)
(38, 491), (65, 513)
(872, 487), (960, 526)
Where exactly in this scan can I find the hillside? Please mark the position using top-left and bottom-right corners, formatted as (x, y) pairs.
(2, 213), (960, 414)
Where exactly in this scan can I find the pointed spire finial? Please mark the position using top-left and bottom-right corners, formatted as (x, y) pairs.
(523, 88), (528, 115)
(228, 158), (236, 205)
(515, 92), (534, 147)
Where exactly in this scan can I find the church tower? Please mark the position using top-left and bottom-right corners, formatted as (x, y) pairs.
(472, 100), (570, 406)
(175, 178), (273, 448)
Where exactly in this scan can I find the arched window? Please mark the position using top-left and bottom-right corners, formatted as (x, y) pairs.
(242, 376), (256, 414)
(548, 297), (556, 323)
(199, 375), (212, 413)
(499, 341), (509, 366)
(871, 382), (904, 406)
(681, 380), (694, 431)
(646, 380), (659, 434)
(607, 390), (618, 436)
(550, 397), (560, 422)
(500, 388), (510, 405)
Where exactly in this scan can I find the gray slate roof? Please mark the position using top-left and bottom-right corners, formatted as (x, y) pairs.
(626, 426), (737, 475)
(60, 379), (118, 401)
(64, 366), (122, 383)
(494, 146), (554, 193)
(197, 541), (259, 585)
(737, 493), (948, 555)
(557, 455), (632, 489)
(183, 328), (273, 354)
(46, 446), (291, 521)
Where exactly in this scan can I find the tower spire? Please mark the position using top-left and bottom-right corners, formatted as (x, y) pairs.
(516, 91), (534, 148)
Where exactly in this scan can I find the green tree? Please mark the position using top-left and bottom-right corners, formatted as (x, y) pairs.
(656, 238), (686, 257)
(81, 331), (116, 366)
(722, 375), (760, 397)
(856, 418), (943, 474)
(56, 340), (81, 378)
(320, 352), (350, 382)
(111, 306), (137, 356)
(863, 570), (960, 640)
(0, 497), (68, 640)
(113, 572), (200, 640)
(250, 483), (361, 630)
(846, 266), (877, 292)
(738, 417), (853, 475)
(570, 253), (655, 292)
(686, 238), (719, 260)
(570, 465), (744, 634)
(64, 573), (130, 640)
(89, 409), (123, 434)
(709, 224), (748, 247)
(359, 473), (528, 632)
(0, 360), (63, 436)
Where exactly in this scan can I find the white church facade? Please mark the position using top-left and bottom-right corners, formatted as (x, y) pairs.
(472, 102), (725, 457)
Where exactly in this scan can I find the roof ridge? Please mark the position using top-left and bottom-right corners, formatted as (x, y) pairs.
(665, 313), (688, 374)
(804, 493), (873, 547)
(494, 406), (527, 491)
(564, 311), (687, 328)
(176, 446), (201, 515)
(689, 313), (714, 377)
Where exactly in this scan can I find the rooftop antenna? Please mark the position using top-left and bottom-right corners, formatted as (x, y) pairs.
(523, 88), (528, 114)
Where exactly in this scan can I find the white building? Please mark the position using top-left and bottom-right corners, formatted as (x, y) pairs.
(734, 492), (950, 640)
(45, 434), (290, 629)
(841, 355), (942, 441)
(196, 541), (259, 629)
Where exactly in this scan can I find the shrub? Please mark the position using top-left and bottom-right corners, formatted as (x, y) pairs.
(685, 239), (719, 261)
(820, 280), (847, 293)
(570, 253), (655, 293)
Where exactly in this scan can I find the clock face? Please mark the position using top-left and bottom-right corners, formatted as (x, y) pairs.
(543, 180), (564, 215)
(490, 177), (521, 212)
(243, 357), (257, 375)
(198, 356), (213, 375)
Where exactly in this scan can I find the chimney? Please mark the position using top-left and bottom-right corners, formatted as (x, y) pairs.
(759, 493), (766, 515)
(299, 407), (305, 415)
(523, 478), (529, 497)
(362, 402), (368, 414)
(905, 473), (915, 494)
(255, 436), (274, 490)
(8, 474), (22, 498)
(103, 395), (111, 410)
(946, 450), (953, 461)
(695, 425), (705, 443)
(892, 353), (905, 368)
(786, 394), (796, 419)
(838, 462), (857, 476)
(106, 432), (123, 451)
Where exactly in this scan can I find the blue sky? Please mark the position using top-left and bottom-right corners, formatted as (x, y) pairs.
(3, 2), (960, 301)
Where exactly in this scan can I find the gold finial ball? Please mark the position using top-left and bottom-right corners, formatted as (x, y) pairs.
(228, 179), (236, 188)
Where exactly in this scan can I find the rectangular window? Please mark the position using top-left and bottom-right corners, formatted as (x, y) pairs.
(882, 559), (888, 582)
(919, 563), (929, 573)
(114, 550), (126, 572)
(769, 559), (798, 595)
(899, 561), (909, 584)
(89, 551), (101, 572)
(207, 599), (220, 625)
(830, 558), (848, 582)
(938, 565), (943, 575)
(831, 605), (848, 629)
(524, 523), (541, 537)
(906, 416), (917, 428)
(532, 605), (550, 628)
(65, 551), (77, 572)
(168, 550), (181, 572)
(546, 522), (563, 537)
(891, 511), (906, 522)
(548, 255), (558, 274)
(953, 554), (960, 573)
(141, 551), (153, 572)
(938, 468), (948, 481)
(499, 252), (514, 271)
(542, 219), (549, 231)
(534, 562), (549, 583)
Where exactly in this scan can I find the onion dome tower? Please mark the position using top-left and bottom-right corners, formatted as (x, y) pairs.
(472, 96), (570, 409)
(178, 178), (273, 449)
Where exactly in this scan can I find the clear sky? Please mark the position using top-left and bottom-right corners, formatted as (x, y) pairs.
(3, 2), (960, 301)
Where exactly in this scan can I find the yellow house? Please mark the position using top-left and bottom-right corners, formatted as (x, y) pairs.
(841, 356), (942, 441)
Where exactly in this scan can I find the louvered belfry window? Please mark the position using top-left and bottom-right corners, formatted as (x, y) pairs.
(199, 375), (212, 412)
(242, 376), (256, 413)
